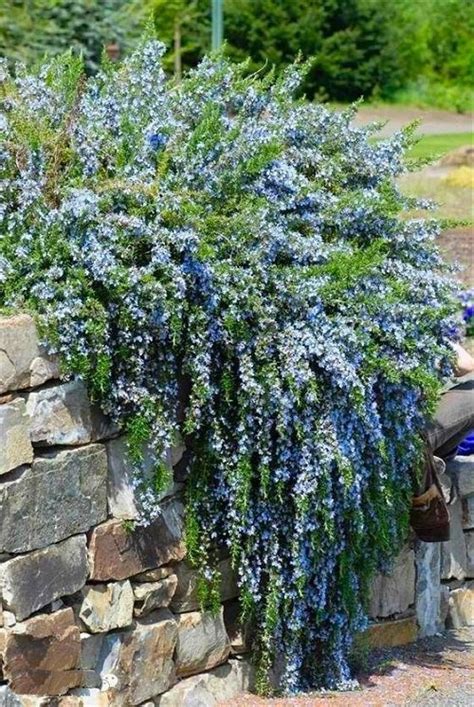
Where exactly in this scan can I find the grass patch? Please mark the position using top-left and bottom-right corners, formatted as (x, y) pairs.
(408, 132), (472, 161)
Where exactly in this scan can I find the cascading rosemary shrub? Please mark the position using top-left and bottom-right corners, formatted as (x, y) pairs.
(0, 40), (460, 693)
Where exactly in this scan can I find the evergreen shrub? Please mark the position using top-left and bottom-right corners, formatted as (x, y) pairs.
(0, 41), (460, 693)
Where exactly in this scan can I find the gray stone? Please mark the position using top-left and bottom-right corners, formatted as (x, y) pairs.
(441, 494), (467, 580)
(446, 581), (474, 628)
(0, 535), (89, 620)
(0, 444), (107, 553)
(369, 545), (415, 619)
(415, 541), (443, 637)
(106, 437), (181, 521)
(465, 530), (474, 578)
(155, 658), (254, 706)
(447, 456), (474, 497)
(23, 380), (92, 446)
(440, 584), (450, 626)
(462, 496), (474, 530)
(0, 314), (59, 394)
(0, 399), (33, 475)
(0, 685), (23, 706)
(96, 609), (177, 705)
(171, 558), (239, 613)
(80, 633), (104, 670)
(175, 608), (231, 678)
(133, 575), (178, 617)
(79, 581), (134, 633)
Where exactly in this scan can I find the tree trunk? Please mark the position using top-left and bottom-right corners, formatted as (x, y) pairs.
(174, 22), (182, 81)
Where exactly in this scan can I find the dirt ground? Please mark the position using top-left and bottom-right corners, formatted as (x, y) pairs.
(353, 106), (473, 137)
(220, 628), (474, 706)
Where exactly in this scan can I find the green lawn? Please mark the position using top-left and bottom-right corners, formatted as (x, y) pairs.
(408, 132), (472, 160)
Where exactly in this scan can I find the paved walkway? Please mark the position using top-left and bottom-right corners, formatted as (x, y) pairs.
(352, 106), (472, 137)
(221, 628), (474, 707)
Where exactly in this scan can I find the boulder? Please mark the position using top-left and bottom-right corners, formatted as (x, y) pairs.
(0, 398), (33, 475)
(2, 608), (81, 695)
(415, 540), (443, 637)
(446, 581), (474, 628)
(89, 499), (185, 581)
(0, 315), (59, 394)
(133, 575), (178, 617)
(96, 609), (177, 705)
(441, 494), (467, 580)
(0, 444), (107, 554)
(0, 535), (89, 620)
(369, 545), (415, 619)
(175, 608), (231, 678)
(22, 381), (92, 446)
(79, 581), (134, 633)
(106, 437), (180, 521)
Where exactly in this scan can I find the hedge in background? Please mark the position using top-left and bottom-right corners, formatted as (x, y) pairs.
(0, 42), (460, 693)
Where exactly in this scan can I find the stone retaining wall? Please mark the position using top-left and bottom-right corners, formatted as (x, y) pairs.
(0, 314), (473, 706)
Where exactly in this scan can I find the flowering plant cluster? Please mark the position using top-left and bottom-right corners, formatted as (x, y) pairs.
(459, 290), (474, 337)
(0, 42), (461, 693)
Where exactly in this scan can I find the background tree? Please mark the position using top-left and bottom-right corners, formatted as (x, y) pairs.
(0, 0), (136, 72)
(133, 0), (206, 79)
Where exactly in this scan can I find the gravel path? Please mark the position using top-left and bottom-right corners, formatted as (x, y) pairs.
(220, 628), (474, 707)
(353, 106), (473, 137)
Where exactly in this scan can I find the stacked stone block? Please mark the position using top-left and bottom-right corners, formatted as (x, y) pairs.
(1, 313), (473, 705)
(0, 315), (249, 706)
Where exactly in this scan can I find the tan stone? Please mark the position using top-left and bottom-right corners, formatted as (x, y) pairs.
(447, 581), (474, 628)
(89, 499), (185, 581)
(96, 609), (178, 704)
(0, 399), (33, 475)
(133, 566), (173, 582)
(69, 690), (114, 707)
(156, 658), (254, 706)
(0, 315), (59, 394)
(362, 616), (418, 649)
(133, 575), (178, 617)
(175, 608), (231, 678)
(0, 445), (107, 554)
(1, 535), (89, 621)
(3, 608), (81, 695)
(171, 557), (239, 613)
(79, 581), (134, 633)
